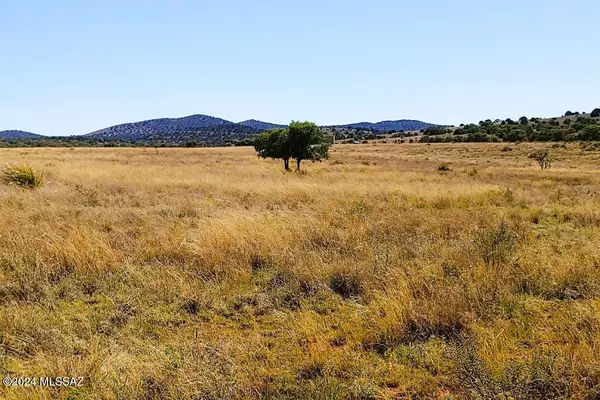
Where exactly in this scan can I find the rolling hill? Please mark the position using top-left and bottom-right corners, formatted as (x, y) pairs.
(238, 120), (287, 131)
(237, 119), (437, 133)
(0, 130), (43, 139)
(85, 114), (438, 141)
(0, 115), (440, 146)
(85, 114), (249, 140)
(343, 119), (437, 132)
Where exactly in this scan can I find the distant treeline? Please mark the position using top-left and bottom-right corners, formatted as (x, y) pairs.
(0, 137), (256, 148)
(421, 112), (600, 143)
(2, 111), (599, 147)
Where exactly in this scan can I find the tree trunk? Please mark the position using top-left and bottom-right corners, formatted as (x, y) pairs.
(283, 158), (289, 170)
(296, 159), (301, 170)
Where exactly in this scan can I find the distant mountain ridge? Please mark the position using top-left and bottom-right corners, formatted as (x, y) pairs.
(86, 114), (243, 140)
(85, 114), (438, 141)
(1, 114), (440, 143)
(343, 120), (437, 132)
(238, 119), (287, 131)
(0, 130), (43, 139)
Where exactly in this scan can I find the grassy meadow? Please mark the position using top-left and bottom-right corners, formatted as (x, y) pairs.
(1, 143), (600, 399)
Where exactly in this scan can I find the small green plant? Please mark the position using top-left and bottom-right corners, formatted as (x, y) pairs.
(2, 164), (43, 188)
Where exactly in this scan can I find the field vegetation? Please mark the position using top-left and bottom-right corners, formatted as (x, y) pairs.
(420, 111), (600, 143)
(1, 143), (600, 399)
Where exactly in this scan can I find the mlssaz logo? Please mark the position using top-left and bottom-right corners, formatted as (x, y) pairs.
(2, 376), (85, 387)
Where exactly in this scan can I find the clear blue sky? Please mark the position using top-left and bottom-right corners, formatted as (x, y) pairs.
(1, 0), (598, 136)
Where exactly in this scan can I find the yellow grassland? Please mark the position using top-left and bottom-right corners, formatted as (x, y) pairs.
(0, 143), (599, 399)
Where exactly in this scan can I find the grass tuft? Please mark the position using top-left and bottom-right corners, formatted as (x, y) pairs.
(438, 163), (452, 172)
(2, 163), (43, 188)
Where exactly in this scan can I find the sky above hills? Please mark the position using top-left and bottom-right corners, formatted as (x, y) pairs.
(1, 0), (599, 136)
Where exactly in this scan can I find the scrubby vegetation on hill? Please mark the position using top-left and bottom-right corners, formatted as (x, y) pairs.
(87, 114), (234, 138)
(2, 109), (599, 148)
(0, 136), (256, 148)
(238, 119), (287, 131)
(0, 130), (43, 139)
(84, 114), (439, 145)
(421, 112), (600, 143)
(0, 115), (438, 148)
(0, 127), (403, 148)
(87, 115), (261, 142)
(343, 119), (436, 132)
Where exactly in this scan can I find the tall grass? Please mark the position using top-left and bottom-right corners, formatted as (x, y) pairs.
(2, 163), (43, 188)
(0, 143), (599, 399)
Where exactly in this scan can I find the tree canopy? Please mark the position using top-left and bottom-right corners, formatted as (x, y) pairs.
(254, 121), (330, 170)
(421, 115), (600, 143)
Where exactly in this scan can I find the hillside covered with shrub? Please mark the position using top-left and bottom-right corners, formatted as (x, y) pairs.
(421, 110), (600, 143)
(0, 130), (43, 139)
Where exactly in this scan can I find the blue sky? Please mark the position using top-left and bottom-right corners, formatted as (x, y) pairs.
(1, 0), (598, 136)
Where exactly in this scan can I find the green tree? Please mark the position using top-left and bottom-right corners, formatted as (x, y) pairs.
(579, 125), (600, 141)
(504, 128), (527, 142)
(254, 128), (292, 170)
(591, 108), (600, 118)
(254, 122), (330, 170)
(423, 126), (448, 136)
(288, 121), (330, 169)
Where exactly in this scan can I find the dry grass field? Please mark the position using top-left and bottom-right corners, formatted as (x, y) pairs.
(1, 143), (600, 399)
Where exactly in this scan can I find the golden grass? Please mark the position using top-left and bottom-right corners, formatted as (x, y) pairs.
(2, 163), (43, 189)
(0, 143), (600, 399)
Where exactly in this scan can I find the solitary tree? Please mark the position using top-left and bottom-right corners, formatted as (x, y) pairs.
(254, 128), (292, 170)
(254, 121), (330, 170)
(591, 108), (600, 118)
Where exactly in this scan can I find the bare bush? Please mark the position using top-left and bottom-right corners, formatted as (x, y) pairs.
(529, 149), (552, 170)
